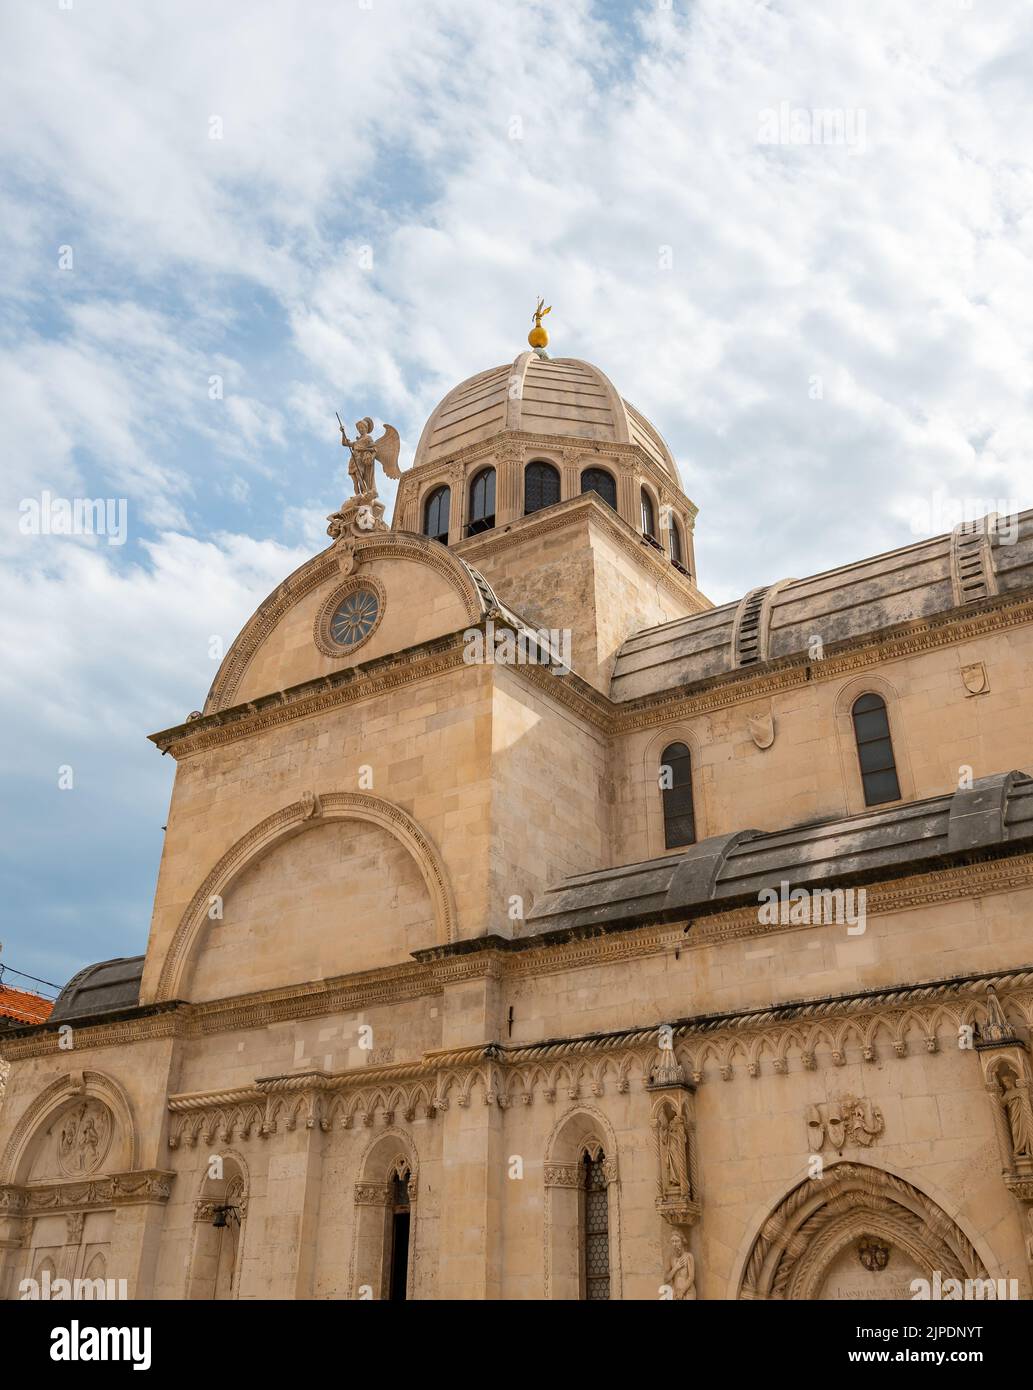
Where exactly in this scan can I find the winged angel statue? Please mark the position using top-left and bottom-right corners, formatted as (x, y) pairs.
(338, 415), (401, 497)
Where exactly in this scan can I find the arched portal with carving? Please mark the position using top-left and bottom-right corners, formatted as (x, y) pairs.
(155, 791), (458, 1001)
(543, 1107), (622, 1300)
(350, 1131), (419, 1300)
(737, 1163), (991, 1300)
(0, 1072), (136, 1301)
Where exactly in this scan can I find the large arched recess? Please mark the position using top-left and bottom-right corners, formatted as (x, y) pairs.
(155, 792), (458, 1002)
(203, 533), (494, 714)
(734, 1161), (995, 1300)
(0, 1071), (137, 1185)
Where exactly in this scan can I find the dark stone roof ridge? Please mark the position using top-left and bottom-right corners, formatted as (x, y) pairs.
(524, 771), (1033, 937)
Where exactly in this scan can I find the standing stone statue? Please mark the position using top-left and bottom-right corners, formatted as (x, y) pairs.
(1000, 1069), (1033, 1161)
(665, 1231), (696, 1300)
(659, 1110), (692, 1199)
(327, 413), (403, 553)
(338, 415), (401, 498)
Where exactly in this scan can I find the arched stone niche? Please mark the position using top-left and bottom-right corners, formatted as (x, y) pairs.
(350, 1130), (419, 1300)
(187, 1151), (250, 1301)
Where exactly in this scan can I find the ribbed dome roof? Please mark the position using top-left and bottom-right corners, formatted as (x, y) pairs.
(412, 352), (680, 479)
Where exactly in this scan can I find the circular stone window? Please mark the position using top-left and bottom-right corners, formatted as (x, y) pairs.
(314, 577), (386, 656)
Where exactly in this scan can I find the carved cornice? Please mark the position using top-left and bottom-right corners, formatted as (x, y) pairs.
(543, 1163), (580, 1189)
(149, 568), (1033, 762)
(152, 636), (475, 758)
(156, 967), (1033, 1145)
(0, 1170), (174, 1215)
(7, 857), (1033, 1063)
(688, 853), (1033, 947)
(154, 626), (611, 758)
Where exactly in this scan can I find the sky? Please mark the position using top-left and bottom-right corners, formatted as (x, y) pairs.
(2, 0), (1032, 994)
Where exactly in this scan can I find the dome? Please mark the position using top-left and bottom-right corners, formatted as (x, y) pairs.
(412, 352), (681, 481)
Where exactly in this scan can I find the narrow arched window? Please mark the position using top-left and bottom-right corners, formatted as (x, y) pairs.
(669, 517), (688, 573)
(660, 742), (696, 848)
(422, 485), (450, 544)
(525, 460), (560, 515)
(388, 1168), (411, 1301)
(641, 488), (656, 539)
(851, 694), (901, 806)
(580, 468), (617, 511)
(580, 1151), (610, 1301)
(467, 468), (496, 536)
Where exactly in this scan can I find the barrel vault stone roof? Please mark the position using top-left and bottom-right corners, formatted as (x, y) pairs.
(49, 955), (145, 1023)
(611, 508), (1033, 701)
(523, 772), (1033, 938)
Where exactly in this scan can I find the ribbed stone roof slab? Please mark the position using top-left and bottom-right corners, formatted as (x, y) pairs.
(524, 772), (1033, 937)
(49, 955), (145, 1022)
(611, 508), (1033, 701)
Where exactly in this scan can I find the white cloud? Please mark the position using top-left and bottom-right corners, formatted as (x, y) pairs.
(3, 0), (1033, 980)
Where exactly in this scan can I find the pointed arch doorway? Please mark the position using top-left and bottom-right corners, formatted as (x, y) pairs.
(738, 1163), (992, 1300)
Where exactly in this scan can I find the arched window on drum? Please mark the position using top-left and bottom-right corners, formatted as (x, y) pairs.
(422, 485), (450, 544)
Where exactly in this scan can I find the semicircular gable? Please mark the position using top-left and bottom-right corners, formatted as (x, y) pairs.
(204, 533), (494, 713)
(0, 1071), (137, 1185)
(155, 791), (458, 1002)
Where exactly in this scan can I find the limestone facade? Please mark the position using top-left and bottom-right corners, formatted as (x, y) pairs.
(2, 353), (1033, 1301)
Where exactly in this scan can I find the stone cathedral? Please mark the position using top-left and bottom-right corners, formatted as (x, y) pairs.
(3, 317), (1033, 1302)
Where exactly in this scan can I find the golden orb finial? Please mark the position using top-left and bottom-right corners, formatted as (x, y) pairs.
(528, 296), (552, 350)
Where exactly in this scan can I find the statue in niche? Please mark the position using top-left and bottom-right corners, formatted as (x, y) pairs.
(659, 1108), (692, 1200)
(999, 1067), (1033, 1163)
(665, 1231), (696, 1300)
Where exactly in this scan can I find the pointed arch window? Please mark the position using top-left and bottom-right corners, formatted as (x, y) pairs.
(422, 485), (450, 544)
(580, 468), (617, 511)
(467, 468), (496, 536)
(660, 742), (696, 848)
(851, 693), (901, 806)
(525, 460), (561, 516)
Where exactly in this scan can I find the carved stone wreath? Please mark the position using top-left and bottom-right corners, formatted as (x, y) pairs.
(313, 575), (386, 658)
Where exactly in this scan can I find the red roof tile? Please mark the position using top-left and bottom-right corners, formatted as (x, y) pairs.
(0, 984), (54, 1025)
